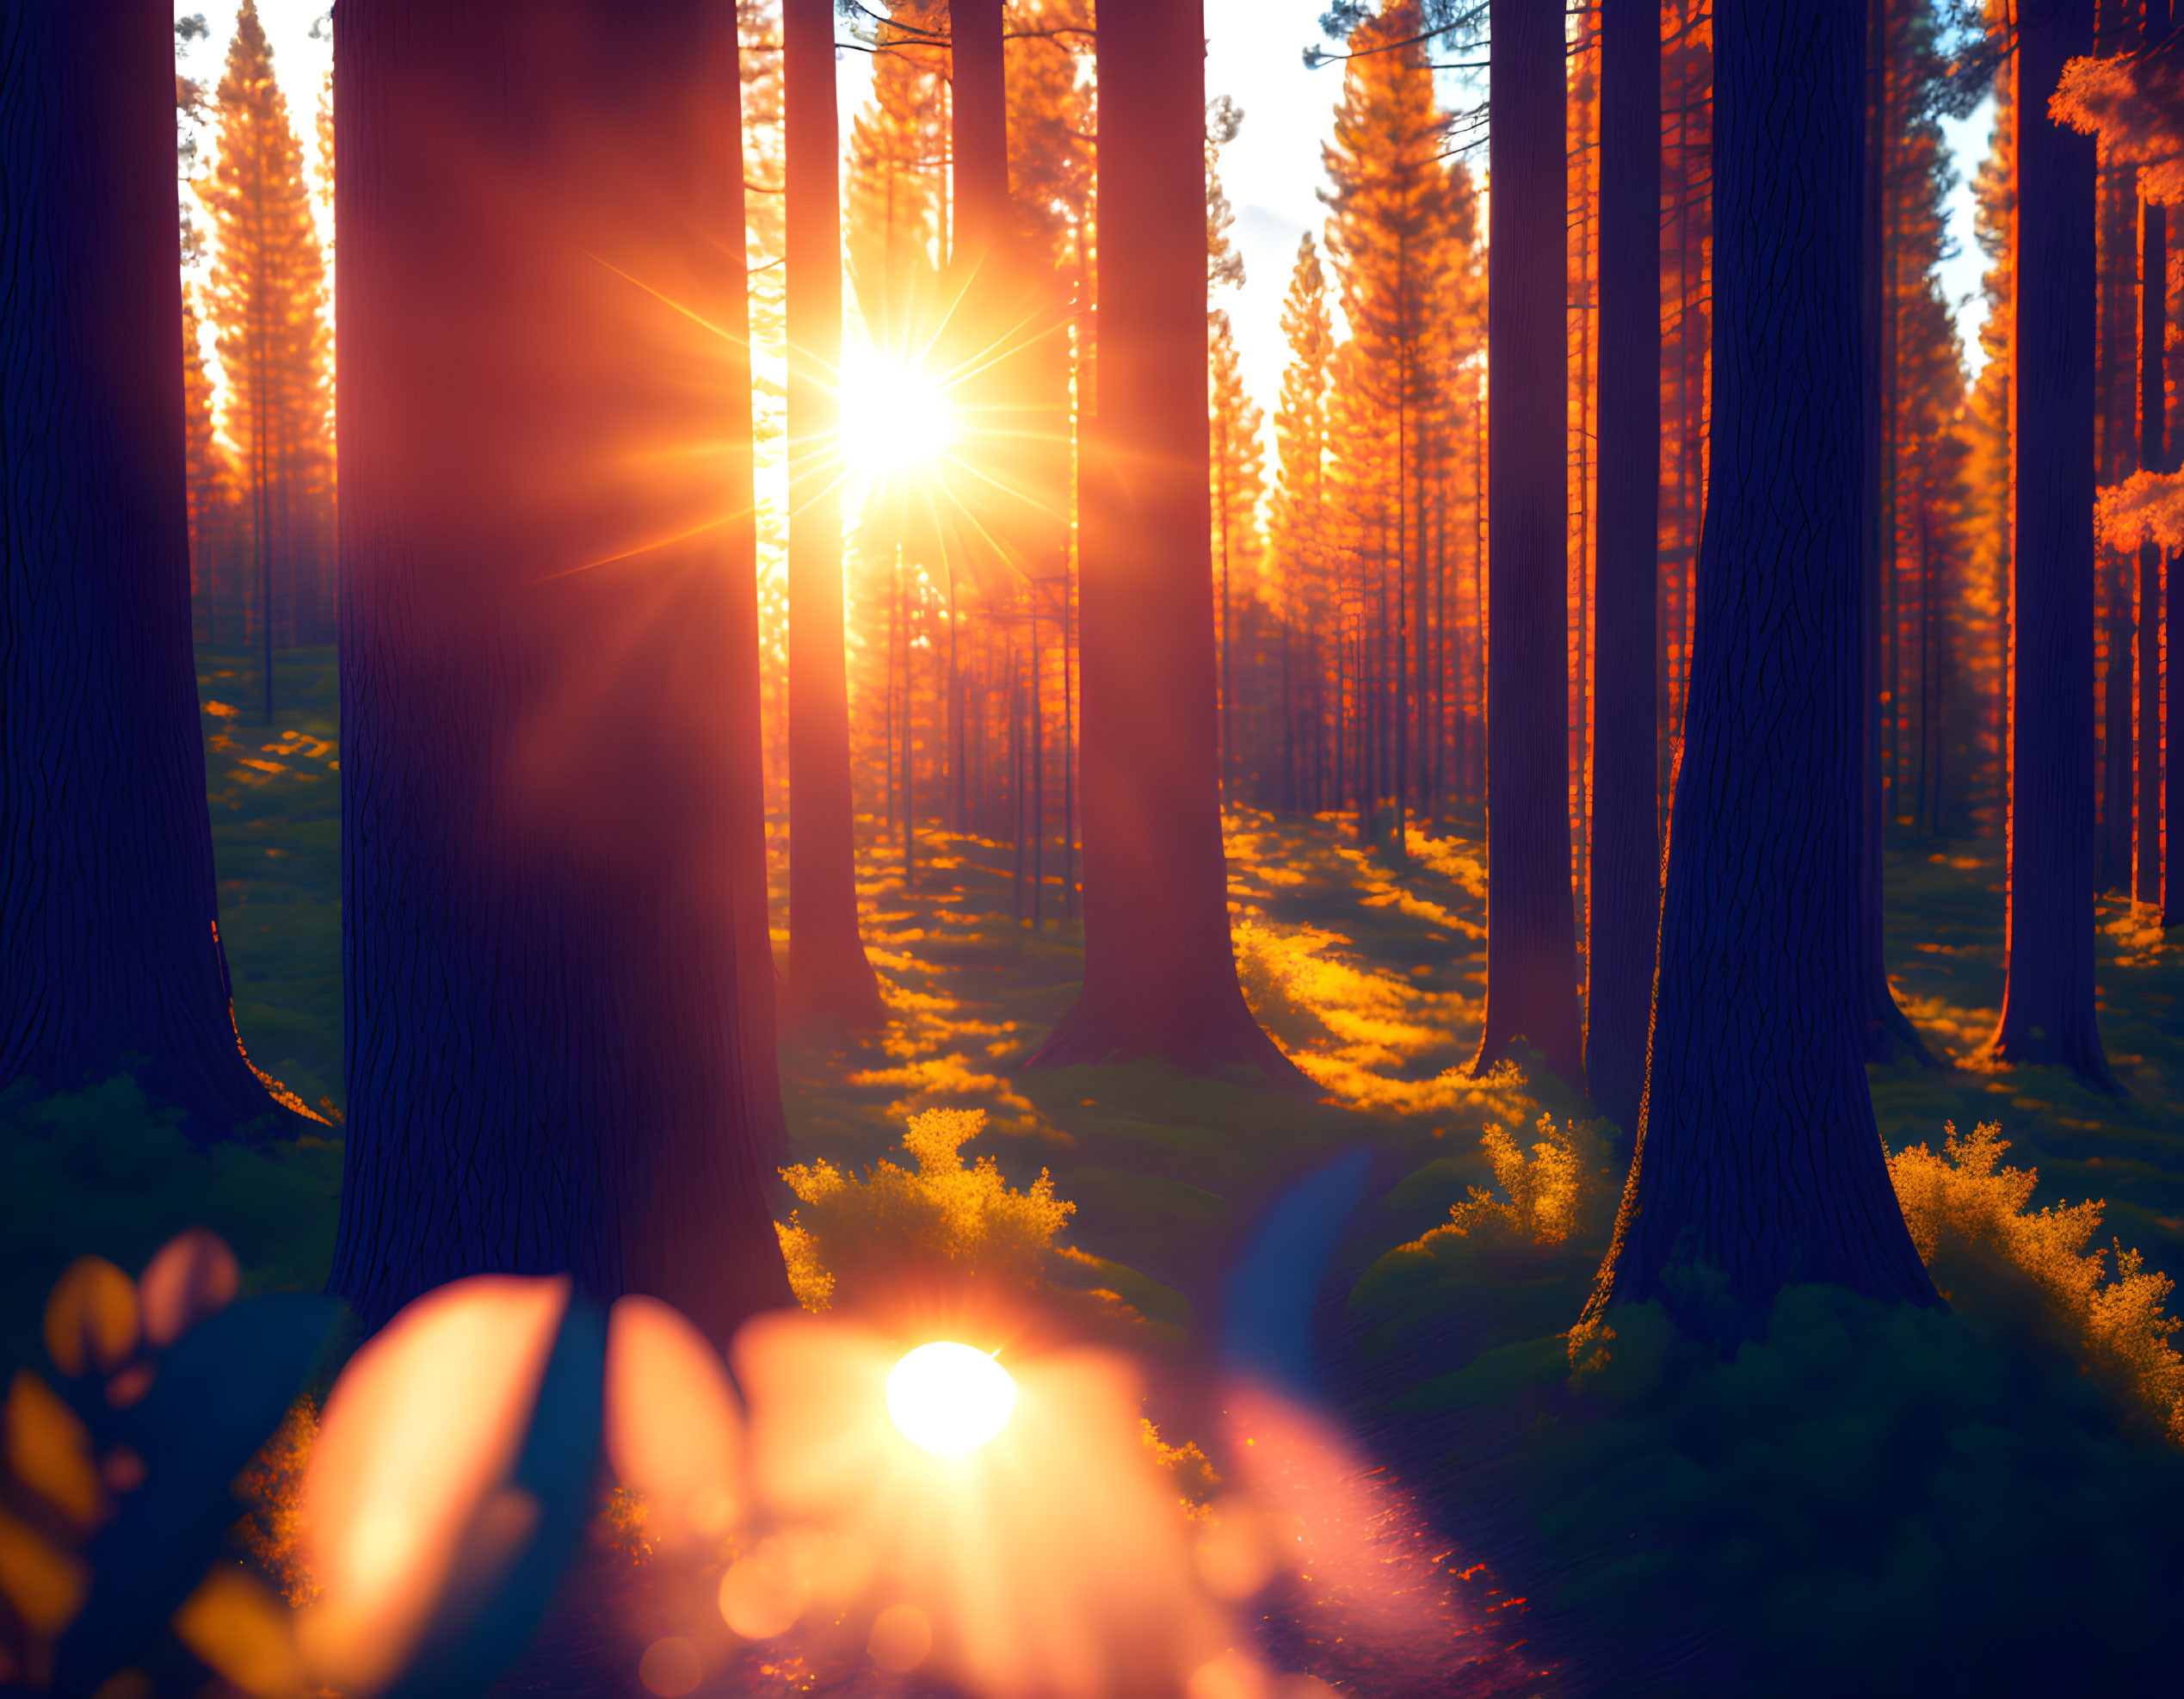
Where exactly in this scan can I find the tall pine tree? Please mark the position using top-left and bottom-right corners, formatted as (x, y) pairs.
(1477, 0), (1582, 1082)
(1592, 0), (1940, 1344)
(3, 0), (312, 1137)
(1210, 306), (1265, 794)
(1268, 235), (1336, 813)
(198, 0), (335, 709)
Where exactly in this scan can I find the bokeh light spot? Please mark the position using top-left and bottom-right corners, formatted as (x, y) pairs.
(867, 1601), (933, 1673)
(639, 1635), (701, 1696)
(885, 1343), (1017, 1457)
(719, 1537), (809, 1640)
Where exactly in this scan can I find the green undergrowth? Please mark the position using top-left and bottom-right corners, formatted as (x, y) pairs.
(0, 1073), (342, 1374)
(1871, 834), (2184, 1288)
(1532, 1283), (2184, 1696)
(197, 646), (344, 1119)
(1345, 1109), (2184, 1696)
(0, 648), (345, 1375)
(768, 813), (1546, 1359)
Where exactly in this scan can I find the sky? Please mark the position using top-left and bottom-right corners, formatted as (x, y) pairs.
(176, 2), (1997, 442)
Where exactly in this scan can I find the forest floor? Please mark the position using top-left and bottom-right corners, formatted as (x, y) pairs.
(9, 647), (2184, 1694)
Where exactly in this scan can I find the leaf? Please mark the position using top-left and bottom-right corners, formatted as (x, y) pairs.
(378, 1301), (606, 1699)
(51, 1294), (342, 1693)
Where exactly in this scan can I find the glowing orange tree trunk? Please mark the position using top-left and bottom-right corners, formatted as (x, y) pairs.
(328, 1), (793, 1344)
(1025, 0), (1302, 1085)
(782, 0), (883, 1029)
(1474, 0), (1582, 1084)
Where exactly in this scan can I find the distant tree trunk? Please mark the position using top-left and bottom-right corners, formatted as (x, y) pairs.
(781, 0), (883, 1029)
(1472, 0), (1582, 1084)
(951, 0), (1008, 260)
(1585, 0), (1662, 1141)
(328, 0), (793, 1347)
(2164, 6), (2184, 928)
(2138, 0), (2169, 909)
(1856, 0), (1934, 1065)
(1025, 0), (1305, 1086)
(1983, 0), (2114, 1089)
(1, 0), (309, 1139)
(1591, 0), (1939, 1342)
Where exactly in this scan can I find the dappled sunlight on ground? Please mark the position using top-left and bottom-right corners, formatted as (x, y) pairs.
(1219, 810), (1510, 1117)
(1866, 837), (2184, 1286)
(773, 810), (1531, 1146)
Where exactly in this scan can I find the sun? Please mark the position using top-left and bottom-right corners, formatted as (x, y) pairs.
(838, 346), (959, 485)
(885, 1340), (1018, 1457)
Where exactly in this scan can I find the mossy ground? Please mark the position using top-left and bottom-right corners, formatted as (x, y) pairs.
(7, 656), (2184, 1693)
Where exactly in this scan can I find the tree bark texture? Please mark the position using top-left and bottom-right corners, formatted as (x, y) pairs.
(1024, 0), (1305, 1086)
(329, 0), (793, 1346)
(2138, 199), (2164, 907)
(1855, 0), (1933, 1066)
(1986, 0), (2113, 1087)
(1474, 0), (1582, 1085)
(1585, 0), (1663, 1141)
(1595, 0), (1940, 1342)
(781, 0), (883, 1029)
(2142, 0), (2171, 911)
(0, 0), (307, 1137)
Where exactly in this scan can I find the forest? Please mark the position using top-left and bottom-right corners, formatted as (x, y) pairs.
(9, 0), (2184, 1693)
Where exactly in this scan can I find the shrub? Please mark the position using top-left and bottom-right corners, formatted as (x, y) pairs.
(1887, 1121), (2184, 1445)
(775, 1109), (1075, 1313)
(1416, 1115), (1615, 1253)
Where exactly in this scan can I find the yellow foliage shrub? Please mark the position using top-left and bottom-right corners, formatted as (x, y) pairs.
(776, 1109), (1075, 1313)
(1421, 1115), (1612, 1252)
(1888, 1122), (2184, 1446)
(231, 1395), (319, 1607)
(1140, 1418), (1219, 1515)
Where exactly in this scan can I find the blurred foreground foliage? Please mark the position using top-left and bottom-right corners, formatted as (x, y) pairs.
(0, 1076), (341, 1375)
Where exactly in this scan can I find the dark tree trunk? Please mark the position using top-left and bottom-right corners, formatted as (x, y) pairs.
(1024, 0), (1305, 1087)
(1984, 0), (2115, 1089)
(781, 0), (883, 1030)
(1856, 0), (1934, 1065)
(951, 0), (1009, 261)
(1584, 0), (1663, 1141)
(328, 1), (793, 1347)
(1593, 0), (1939, 1343)
(2140, 0), (2171, 909)
(1, 0), (309, 1138)
(1472, 0), (1582, 1084)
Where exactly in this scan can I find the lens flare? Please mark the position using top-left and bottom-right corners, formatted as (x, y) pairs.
(839, 352), (957, 481)
(885, 1342), (1016, 1457)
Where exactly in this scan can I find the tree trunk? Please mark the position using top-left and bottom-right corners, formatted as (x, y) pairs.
(781, 0), (883, 1029)
(951, 0), (1009, 262)
(1, 0), (310, 1139)
(1983, 0), (2115, 1089)
(1472, 0), (1582, 1084)
(328, 0), (793, 1347)
(1855, 0), (1935, 1066)
(1585, 0), (1663, 1141)
(1024, 0), (1305, 1087)
(1592, 0), (1939, 1343)
(2138, 0), (2169, 907)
